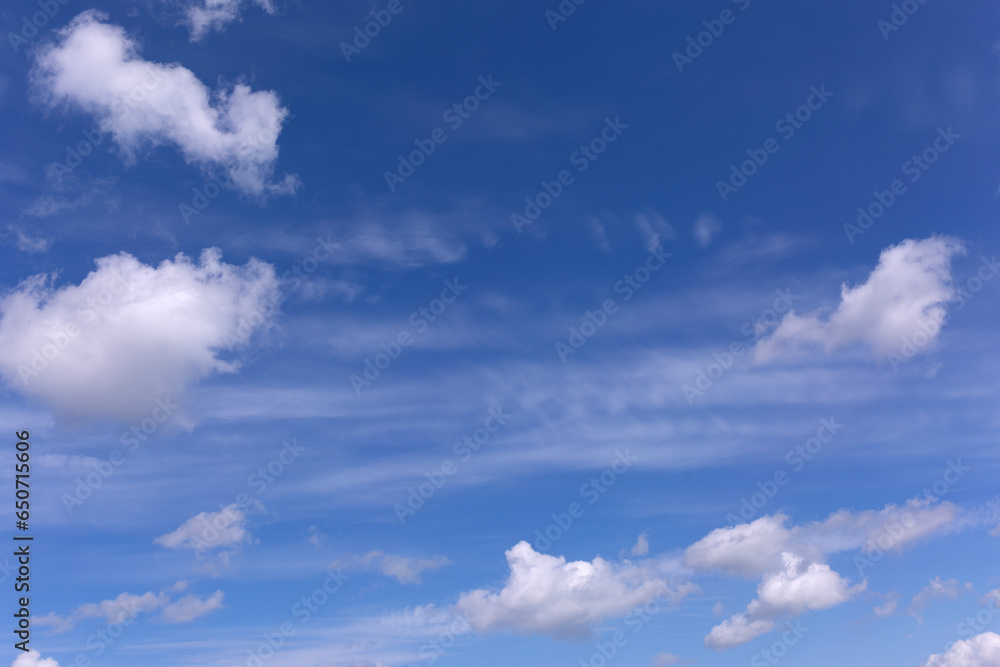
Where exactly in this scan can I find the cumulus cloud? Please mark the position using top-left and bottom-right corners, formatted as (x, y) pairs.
(923, 632), (1000, 667)
(455, 541), (695, 640)
(651, 652), (695, 666)
(754, 236), (965, 364)
(12, 651), (59, 667)
(331, 551), (451, 585)
(684, 515), (791, 578)
(693, 213), (722, 248)
(0, 248), (279, 422)
(705, 552), (864, 649)
(181, 0), (277, 41)
(687, 498), (968, 650)
(33, 11), (296, 196)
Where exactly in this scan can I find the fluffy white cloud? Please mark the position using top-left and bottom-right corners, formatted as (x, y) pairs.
(689, 499), (965, 650)
(33, 11), (296, 195)
(155, 504), (250, 552)
(651, 652), (695, 666)
(0, 249), (279, 422)
(754, 236), (965, 363)
(159, 590), (225, 623)
(705, 552), (864, 649)
(12, 651), (59, 667)
(703, 614), (776, 651)
(331, 551), (451, 585)
(693, 213), (722, 248)
(923, 632), (1000, 667)
(455, 541), (694, 640)
(684, 514), (791, 578)
(181, 0), (276, 41)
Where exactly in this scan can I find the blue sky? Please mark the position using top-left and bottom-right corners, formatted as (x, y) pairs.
(1, 1), (999, 666)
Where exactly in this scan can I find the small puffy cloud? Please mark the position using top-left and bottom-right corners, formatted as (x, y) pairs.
(874, 593), (900, 617)
(155, 504), (250, 552)
(331, 551), (450, 585)
(693, 213), (722, 248)
(181, 0), (277, 41)
(703, 614), (776, 651)
(909, 577), (966, 622)
(307, 526), (327, 549)
(455, 541), (695, 640)
(684, 515), (791, 578)
(651, 652), (695, 666)
(922, 632), (1000, 666)
(753, 552), (863, 616)
(0, 249), (279, 422)
(632, 532), (650, 557)
(705, 552), (864, 649)
(754, 236), (965, 364)
(33, 11), (296, 195)
(12, 651), (59, 667)
(159, 590), (225, 623)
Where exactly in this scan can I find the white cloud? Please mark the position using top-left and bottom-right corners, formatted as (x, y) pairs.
(12, 651), (59, 667)
(632, 532), (650, 557)
(155, 504), (251, 552)
(33, 11), (296, 196)
(684, 514), (790, 578)
(0, 249), (279, 422)
(923, 632), (1000, 667)
(703, 614), (775, 651)
(693, 213), (722, 248)
(909, 577), (966, 622)
(753, 552), (862, 615)
(705, 552), (864, 649)
(455, 541), (694, 640)
(35, 591), (169, 633)
(874, 593), (900, 617)
(315, 662), (391, 667)
(754, 236), (966, 363)
(651, 652), (694, 666)
(331, 551), (451, 585)
(33, 582), (217, 632)
(159, 590), (225, 623)
(688, 499), (965, 650)
(181, 0), (277, 41)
